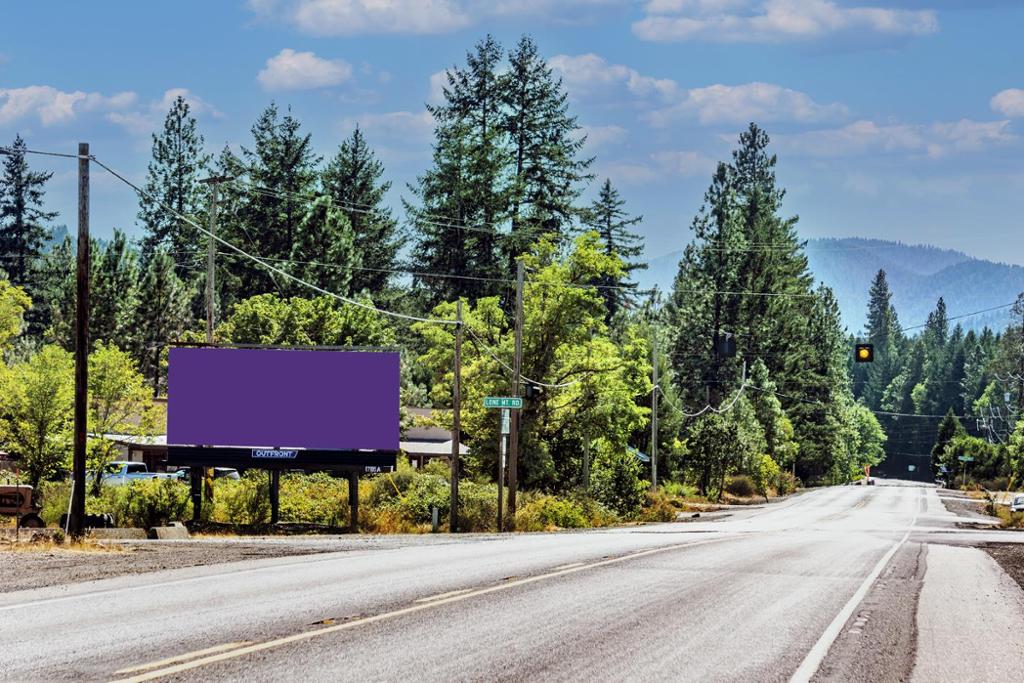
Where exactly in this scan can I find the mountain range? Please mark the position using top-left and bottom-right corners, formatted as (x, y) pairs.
(637, 237), (1024, 334)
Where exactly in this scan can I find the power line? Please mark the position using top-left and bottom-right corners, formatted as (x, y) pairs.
(88, 155), (457, 327)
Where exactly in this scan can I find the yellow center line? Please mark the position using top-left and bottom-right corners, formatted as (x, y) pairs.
(108, 536), (727, 683)
(113, 642), (253, 675)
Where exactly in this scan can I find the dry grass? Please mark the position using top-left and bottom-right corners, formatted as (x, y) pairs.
(991, 505), (1024, 529)
(0, 536), (124, 553)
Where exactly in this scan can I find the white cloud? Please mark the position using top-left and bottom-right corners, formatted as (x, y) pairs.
(551, 54), (845, 127)
(258, 49), (353, 91)
(579, 124), (627, 150)
(254, 0), (472, 36)
(106, 88), (221, 136)
(647, 82), (848, 126)
(651, 149), (717, 176)
(250, 0), (622, 34)
(773, 118), (1015, 158)
(991, 89), (1024, 118)
(549, 53), (679, 101)
(0, 86), (135, 127)
(633, 0), (938, 43)
(340, 110), (436, 141)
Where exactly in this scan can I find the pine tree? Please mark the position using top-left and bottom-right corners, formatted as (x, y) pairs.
(225, 103), (321, 300)
(131, 249), (192, 394)
(36, 235), (75, 348)
(502, 35), (592, 264)
(582, 179), (645, 319)
(410, 36), (507, 304)
(137, 96), (210, 273)
(0, 135), (57, 290)
(860, 269), (902, 409)
(289, 196), (359, 296)
(931, 408), (965, 478)
(91, 230), (140, 348)
(322, 127), (403, 294)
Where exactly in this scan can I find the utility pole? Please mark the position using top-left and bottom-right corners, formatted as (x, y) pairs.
(582, 328), (594, 492)
(497, 411), (506, 532)
(70, 143), (89, 539)
(198, 175), (231, 343)
(194, 175), (231, 523)
(450, 300), (462, 532)
(651, 335), (659, 489)
(507, 261), (525, 527)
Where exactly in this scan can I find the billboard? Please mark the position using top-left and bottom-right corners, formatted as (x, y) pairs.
(167, 347), (399, 453)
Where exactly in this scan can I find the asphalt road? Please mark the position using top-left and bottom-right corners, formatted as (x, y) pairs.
(2, 481), (1023, 682)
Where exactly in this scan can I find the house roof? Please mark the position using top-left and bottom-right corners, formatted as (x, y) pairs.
(400, 440), (469, 457)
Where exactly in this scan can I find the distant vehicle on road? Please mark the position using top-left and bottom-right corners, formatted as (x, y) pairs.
(1011, 495), (1024, 513)
(170, 467), (241, 481)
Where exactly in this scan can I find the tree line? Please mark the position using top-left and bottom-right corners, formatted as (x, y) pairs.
(2, 33), (1020, 508)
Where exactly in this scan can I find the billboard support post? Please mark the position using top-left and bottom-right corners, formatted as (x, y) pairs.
(269, 470), (280, 524)
(450, 300), (462, 532)
(190, 469), (202, 523)
(348, 472), (358, 533)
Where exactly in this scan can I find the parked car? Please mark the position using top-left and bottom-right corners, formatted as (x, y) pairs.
(93, 461), (170, 486)
(170, 467), (241, 481)
(1011, 495), (1024, 513)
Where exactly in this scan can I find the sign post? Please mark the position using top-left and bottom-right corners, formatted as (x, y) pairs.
(486, 401), (519, 530)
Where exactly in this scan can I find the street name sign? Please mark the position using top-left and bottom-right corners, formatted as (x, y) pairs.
(957, 455), (975, 462)
(484, 397), (523, 409)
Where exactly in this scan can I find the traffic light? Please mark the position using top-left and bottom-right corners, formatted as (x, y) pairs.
(854, 343), (874, 363)
(524, 382), (543, 399)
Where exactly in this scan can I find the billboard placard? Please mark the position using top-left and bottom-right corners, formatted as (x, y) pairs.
(167, 347), (399, 453)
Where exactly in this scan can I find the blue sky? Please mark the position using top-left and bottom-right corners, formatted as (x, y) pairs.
(2, 0), (1023, 265)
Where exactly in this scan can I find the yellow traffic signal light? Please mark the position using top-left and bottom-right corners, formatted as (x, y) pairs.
(855, 344), (874, 363)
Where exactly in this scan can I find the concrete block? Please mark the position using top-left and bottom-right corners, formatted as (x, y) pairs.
(148, 524), (191, 540)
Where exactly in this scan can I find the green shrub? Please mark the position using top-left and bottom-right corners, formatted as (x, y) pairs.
(639, 490), (678, 522)
(395, 474), (449, 524)
(456, 480), (498, 532)
(422, 459), (451, 480)
(724, 474), (756, 498)
(213, 472), (270, 525)
(660, 480), (699, 499)
(39, 480), (72, 526)
(590, 439), (647, 516)
(110, 479), (191, 528)
(774, 471), (799, 495)
(515, 495), (588, 531)
(279, 472), (348, 526)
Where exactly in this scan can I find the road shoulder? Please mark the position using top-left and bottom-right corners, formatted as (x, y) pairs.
(911, 543), (1024, 680)
(812, 541), (925, 682)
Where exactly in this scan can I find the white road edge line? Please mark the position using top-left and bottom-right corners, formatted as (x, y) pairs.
(414, 588), (472, 603)
(788, 496), (921, 683)
(107, 537), (728, 683)
(113, 642), (252, 675)
(554, 562), (585, 570)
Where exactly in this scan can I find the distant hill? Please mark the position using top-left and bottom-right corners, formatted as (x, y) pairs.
(638, 237), (1024, 333)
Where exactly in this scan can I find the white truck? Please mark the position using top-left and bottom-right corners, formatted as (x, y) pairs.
(96, 461), (173, 486)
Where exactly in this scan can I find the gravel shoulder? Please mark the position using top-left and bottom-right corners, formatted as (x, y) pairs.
(936, 490), (995, 521)
(981, 543), (1024, 593)
(0, 532), (516, 594)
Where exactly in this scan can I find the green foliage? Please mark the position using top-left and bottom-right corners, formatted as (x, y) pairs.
(217, 293), (396, 347)
(515, 495), (588, 530)
(323, 127), (404, 295)
(590, 438), (647, 516)
(0, 278), (31, 352)
(0, 345), (74, 487)
(1009, 419), (1024, 485)
(279, 472), (349, 526)
(131, 248), (192, 394)
(288, 195), (359, 296)
(724, 474), (757, 498)
(213, 472), (271, 526)
(749, 454), (781, 500)
(104, 479), (191, 529)
(0, 135), (58, 302)
(581, 179), (645, 319)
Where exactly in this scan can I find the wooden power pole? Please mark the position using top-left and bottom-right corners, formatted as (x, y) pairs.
(450, 300), (462, 532)
(651, 335), (659, 489)
(507, 261), (525, 526)
(70, 143), (89, 538)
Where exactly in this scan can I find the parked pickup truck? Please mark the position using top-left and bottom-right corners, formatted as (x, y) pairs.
(94, 461), (173, 486)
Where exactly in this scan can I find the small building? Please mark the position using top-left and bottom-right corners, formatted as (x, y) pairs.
(401, 407), (469, 468)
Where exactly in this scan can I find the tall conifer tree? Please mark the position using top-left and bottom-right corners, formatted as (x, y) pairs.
(582, 178), (645, 319)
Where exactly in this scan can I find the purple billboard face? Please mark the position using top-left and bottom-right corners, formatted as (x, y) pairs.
(167, 348), (399, 451)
